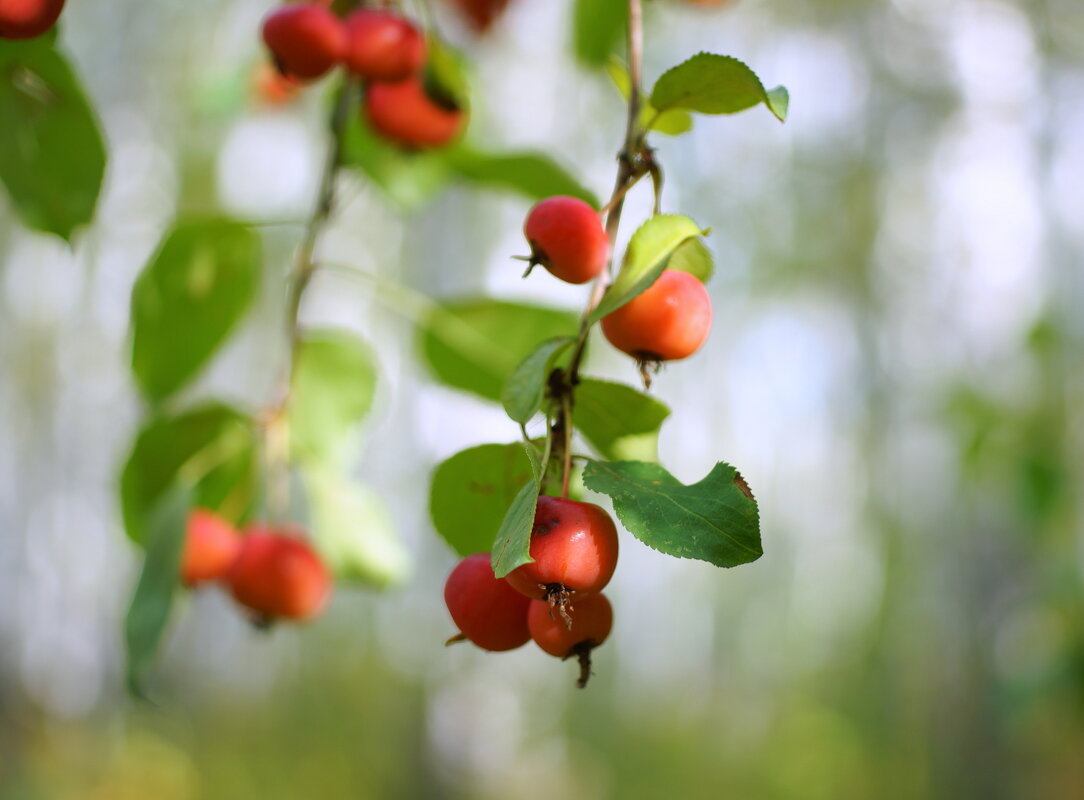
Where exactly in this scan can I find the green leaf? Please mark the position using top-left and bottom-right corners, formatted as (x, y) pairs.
(120, 404), (257, 547)
(666, 237), (714, 282)
(574, 378), (670, 461)
(125, 486), (191, 696)
(491, 477), (541, 578)
(445, 147), (598, 206)
(289, 330), (378, 465)
(501, 337), (575, 424)
(582, 460), (762, 567)
(130, 219), (260, 403)
(589, 214), (704, 323)
(341, 110), (451, 211)
(0, 38), (106, 240)
(650, 52), (788, 123)
(422, 34), (470, 111)
(607, 58), (694, 137)
(303, 464), (410, 588)
(429, 443), (536, 557)
(419, 299), (578, 402)
(573, 0), (627, 67)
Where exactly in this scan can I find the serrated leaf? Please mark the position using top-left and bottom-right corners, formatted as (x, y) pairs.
(423, 34), (470, 111)
(341, 110), (451, 211)
(445, 147), (598, 205)
(419, 299), (578, 402)
(606, 57), (693, 136)
(125, 486), (191, 696)
(303, 464), (410, 588)
(120, 404), (257, 547)
(130, 219), (260, 402)
(289, 330), (378, 465)
(0, 38), (106, 240)
(582, 460), (761, 567)
(574, 378), (670, 461)
(589, 214), (704, 323)
(491, 477), (541, 578)
(666, 236), (714, 282)
(650, 52), (788, 123)
(573, 0), (627, 67)
(501, 337), (574, 423)
(430, 443), (535, 557)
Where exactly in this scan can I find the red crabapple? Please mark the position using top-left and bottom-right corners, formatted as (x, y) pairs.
(181, 508), (243, 587)
(444, 553), (531, 651)
(601, 268), (712, 365)
(528, 593), (613, 688)
(523, 196), (609, 285)
(447, 0), (510, 33)
(261, 3), (346, 82)
(228, 527), (331, 623)
(364, 77), (465, 149)
(343, 9), (425, 82)
(0, 0), (65, 39)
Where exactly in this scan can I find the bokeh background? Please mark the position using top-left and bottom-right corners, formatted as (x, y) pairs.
(3, 0), (1084, 797)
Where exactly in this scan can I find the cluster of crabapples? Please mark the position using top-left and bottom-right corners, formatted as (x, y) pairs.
(524, 195), (713, 368)
(261, 1), (464, 148)
(444, 496), (619, 688)
(0, 0), (65, 39)
(182, 508), (331, 626)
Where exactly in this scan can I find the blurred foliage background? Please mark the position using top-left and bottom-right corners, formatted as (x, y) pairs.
(3, 0), (1084, 797)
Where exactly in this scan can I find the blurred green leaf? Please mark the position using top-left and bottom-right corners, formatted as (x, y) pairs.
(650, 52), (788, 123)
(341, 111), (451, 211)
(418, 299), (578, 401)
(0, 38), (105, 240)
(125, 486), (191, 696)
(583, 460), (762, 567)
(607, 57), (694, 136)
(573, 0), (627, 67)
(589, 214), (704, 323)
(666, 236), (714, 282)
(289, 330), (378, 465)
(130, 219), (260, 403)
(303, 464), (410, 588)
(501, 337), (575, 424)
(423, 34), (470, 111)
(574, 378), (670, 461)
(445, 147), (598, 205)
(490, 477), (540, 578)
(120, 404), (257, 547)
(430, 443), (535, 557)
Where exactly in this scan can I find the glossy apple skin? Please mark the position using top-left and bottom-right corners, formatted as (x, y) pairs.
(0, 0), (65, 39)
(524, 196), (609, 285)
(343, 9), (425, 82)
(261, 3), (346, 82)
(181, 509), (243, 587)
(505, 496), (619, 600)
(364, 77), (465, 149)
(229, 528), (331, 621)
(444, 553), (531, 651)
(528, 593), (613, 658)
(601, 269), (712, 361)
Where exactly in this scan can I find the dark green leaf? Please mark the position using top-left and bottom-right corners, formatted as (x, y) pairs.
(573, 0), (627, 67)
(574, 378), (670, 461)
(666, 237), (714, 282)
(120, 404), (257, 547)
(303, 463), (410, 587)
(0, 38), (106, 240)
(650, 52), (788, 123)
(125, 486), (191, 696)
(130, 219), (260, 402)
(491, 477), (541, 578)
(289, 330), (378, 465)
(582, 460), (762, 567)
(589, 214), (704, 323)
(341, 110), (451, 211)
(430, 443), (535, 557)
(419, 299), (578, 401)
(501, 337), (575, 423)
(445, 147), (598, 205)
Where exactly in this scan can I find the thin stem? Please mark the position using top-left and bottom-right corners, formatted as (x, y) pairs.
(560, 392), (573, 499)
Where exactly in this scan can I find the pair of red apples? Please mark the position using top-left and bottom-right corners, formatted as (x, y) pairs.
(524, 196), (713, 363)
(183, 509), (331, 623)
(262, 2), (463, 149)
(0, 0), (64, 39)
(444, 496), (619, 686)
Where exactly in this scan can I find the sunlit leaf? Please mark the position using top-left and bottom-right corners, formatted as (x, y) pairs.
(574, 379), (670, 461)
(666, 236), (714, 282)
(650, 52), (788, 123)
(607, 57), (694, 136)
(573, 0), (627, 67)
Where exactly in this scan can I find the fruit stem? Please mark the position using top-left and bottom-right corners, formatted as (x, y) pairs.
(572, 641), (594, 689)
